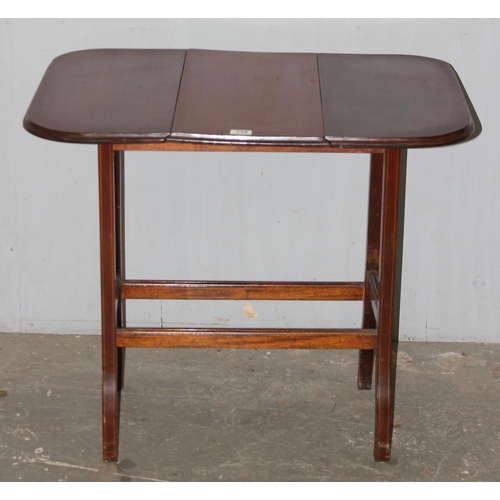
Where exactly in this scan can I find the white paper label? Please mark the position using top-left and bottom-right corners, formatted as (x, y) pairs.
(230, 129), (252, 135)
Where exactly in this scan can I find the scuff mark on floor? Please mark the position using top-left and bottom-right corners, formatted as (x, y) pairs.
(24, 455), (99, 472)
(431, 352), (485, 373)
(242, 303), (258, 318)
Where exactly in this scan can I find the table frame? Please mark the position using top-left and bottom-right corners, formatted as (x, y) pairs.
(98, 141), (406, 463)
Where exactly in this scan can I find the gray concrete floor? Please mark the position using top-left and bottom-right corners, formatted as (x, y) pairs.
(0, 333), (499, 481)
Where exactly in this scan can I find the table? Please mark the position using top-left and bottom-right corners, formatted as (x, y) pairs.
(23, 48), (476, 463)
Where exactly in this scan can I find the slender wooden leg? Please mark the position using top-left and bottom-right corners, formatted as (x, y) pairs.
(374, 148), (406, 462)
(114, 150), (126, 391)
(358, 153), (384, 390)
(98, 144), (120, 462)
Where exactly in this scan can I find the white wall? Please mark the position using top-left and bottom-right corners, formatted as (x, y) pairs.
(0, 18), (498, 342)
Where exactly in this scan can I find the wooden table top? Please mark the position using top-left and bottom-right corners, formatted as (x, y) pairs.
(23, 48), (475, 148)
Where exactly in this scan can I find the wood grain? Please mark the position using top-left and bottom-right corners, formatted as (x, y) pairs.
(117, 328), (377, 349)
(113, 143), (383, 153)
(120, 280), (364, 301)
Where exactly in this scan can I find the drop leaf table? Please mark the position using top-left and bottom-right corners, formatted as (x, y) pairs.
(24, 48), (477, 462)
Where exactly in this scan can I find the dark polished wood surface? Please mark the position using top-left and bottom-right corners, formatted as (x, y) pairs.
(116, 328), (377, 349)
(24, 49), (475, 147)
(318, 54), (474, 147)
(170, 49), (326, 145)
(120, 280), (364, 301)
(24, 49), (186, 143)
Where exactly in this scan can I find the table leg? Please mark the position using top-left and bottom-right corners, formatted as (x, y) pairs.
(358, 153), (384, 390)
(374, 148), (406, 462)
(114, 150), (126, 391)
(98, 144), (120, 462)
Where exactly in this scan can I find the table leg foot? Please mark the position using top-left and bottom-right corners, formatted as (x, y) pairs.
(102, 362), (120, 462)
(103, 435), (119, 462)
(374, 441), (391, 462)
(374, 347), (393, 463)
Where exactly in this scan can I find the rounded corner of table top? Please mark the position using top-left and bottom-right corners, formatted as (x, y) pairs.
(324, 117), (476, 149)
(317, 52), (476, 149)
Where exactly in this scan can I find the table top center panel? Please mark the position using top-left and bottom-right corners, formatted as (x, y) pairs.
(170, 49), (326, 145)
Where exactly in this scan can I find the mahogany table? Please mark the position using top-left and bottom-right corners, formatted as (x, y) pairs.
(23, 48), (476, 463)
